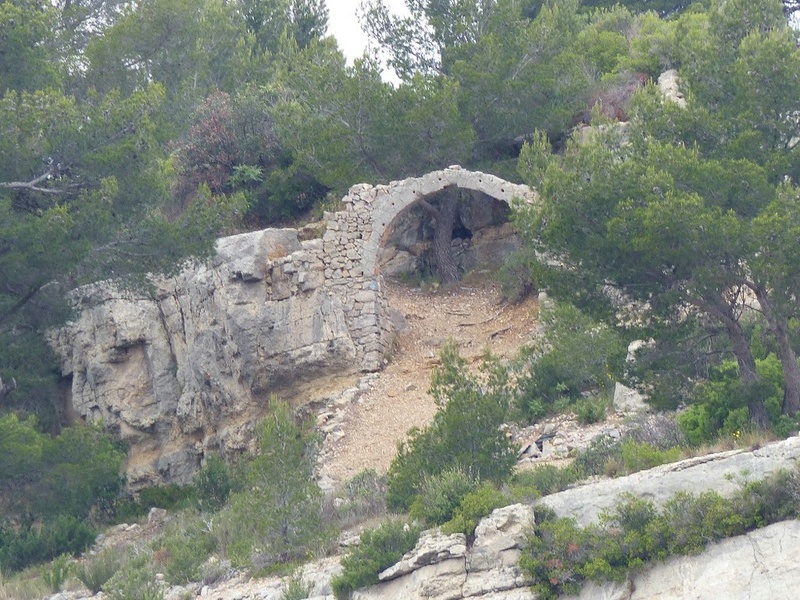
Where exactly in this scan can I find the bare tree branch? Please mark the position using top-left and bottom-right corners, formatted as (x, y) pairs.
(0, 170), (66, 195)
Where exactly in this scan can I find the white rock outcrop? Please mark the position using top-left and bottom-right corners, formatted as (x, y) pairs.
(353, 504), (535, 600)
(540, 436), (800, 527)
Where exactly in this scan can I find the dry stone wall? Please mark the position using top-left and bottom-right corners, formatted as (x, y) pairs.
(52, 168), (535, 486)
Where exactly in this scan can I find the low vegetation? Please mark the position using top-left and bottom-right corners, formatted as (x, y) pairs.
(522, 464), (800, 599)
(331, 520), (422, 600)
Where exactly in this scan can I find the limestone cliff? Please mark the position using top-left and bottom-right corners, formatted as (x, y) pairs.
(51, 229), (360, 487)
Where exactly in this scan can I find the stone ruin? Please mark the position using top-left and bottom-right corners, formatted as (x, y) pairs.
(51, 167), (537, 487)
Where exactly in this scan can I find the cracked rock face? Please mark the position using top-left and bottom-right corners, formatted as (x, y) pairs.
(51, 229), (359, 488)
(353, 504), (536, 600)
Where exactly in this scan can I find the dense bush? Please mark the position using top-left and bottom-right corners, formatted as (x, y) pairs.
(514, 304), (624, 422)
(409, 468), (479, 527)
(497, 246), (539, 303)
(153, 514), (218, 585)
(572, 435), (624, 477)
(103, 553), (163, 600)
(75, 546), (128, 593)
(507, 464), (582, 503)
(679, 355), (791, 445)
(193, 453), (235, 512)
(0, 416), (125, 521)
(331, 520), (421, 600)
(441, 483), (508, 537)
(574, 397), (608, 425)
(0, 514), (96, 573)
(573, 435), (683, 479)
(522, 465), (800, 599)
(386, 342), (516, 511)
(113, 483), (196, 523)
(219, 399), (331, 570)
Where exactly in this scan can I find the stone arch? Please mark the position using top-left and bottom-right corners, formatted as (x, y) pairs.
(319, 167), (537, 372)
(360, 166), (537, 278)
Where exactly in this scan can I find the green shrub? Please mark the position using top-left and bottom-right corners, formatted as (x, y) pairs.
(386, 343), (516, 512)
(620, 440), (682, 474)
(103, 554), (163, 600)
(514, 304), (624, 422)
(42, 553), (73, 592)
(138, 484), (195, 512)
(218, 399), (331, 570)
(441, 483), (508, 537)
(75, 546), (127, 593)
(679, 355), (786, 446)
(409, 468), (478, 527)
(114, 483), (196, 523)
(280, 570), (313, 600)
(573, 435), (623, 477)
(193, 453), (233, 512)
(522, 466), (800, 599)
(507, 464), (581, 502)
(497, 246), (538, 303)
(331, 520), (421, 600)
(0, 416), (125, 523)
(575, 397), (608, 425)
(154, 516), (217, 585)
(0, 515), (96, 573)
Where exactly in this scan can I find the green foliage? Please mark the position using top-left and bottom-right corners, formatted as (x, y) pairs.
(34, 424), (126, 519)
(114, 484), (196, 522)
(154, 514), (217, 585)
(409, 468), (479, 527)
(193, 453), (234, 512)
(0, 515), (96, 573)
(514, 303), (624, 422)
(523, 465), (800, 598)
(219, 399), (330, 570)
(575, 397), (609, 425)
(441, 484), (508, 537)
(280, 570), (314, 600)
(333, 469), (387, 524)
(507, 465), (582, 503)
(42, 554), (73, 593)
(679, 355), (786, 445)
(573, 435), (682, 479)
(74, 546), (127, 594)
(573, 435), (623, 477)
(103, 554), (163, 600)
(496, 246), (539, 303)
(331, 520), (421, 600)
(619, 440), (682, 475)
(386, 342), (516, 512)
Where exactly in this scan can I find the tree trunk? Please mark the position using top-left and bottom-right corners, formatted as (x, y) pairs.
(751, 285), (800, 416)
(705, 293), (769, 427)
(420, 189), (460, 284)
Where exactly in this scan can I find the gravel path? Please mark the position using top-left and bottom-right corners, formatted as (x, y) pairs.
(324, 278), (540, 483)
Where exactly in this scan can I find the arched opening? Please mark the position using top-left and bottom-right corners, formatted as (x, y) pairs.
(357, 167), (537, 280)
(377, 187), (519, 284)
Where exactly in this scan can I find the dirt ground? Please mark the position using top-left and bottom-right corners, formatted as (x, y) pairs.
(324, 276), (540, 482)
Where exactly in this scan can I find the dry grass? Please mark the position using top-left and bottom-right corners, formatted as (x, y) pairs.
(0, 567), (49, 600)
